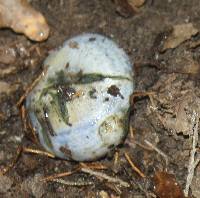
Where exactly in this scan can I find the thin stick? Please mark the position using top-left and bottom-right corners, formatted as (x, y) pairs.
(20, 105), (27, 130)
(80, 162), (107, 170)
(131, 91), (155, 98)
(114, 151), (119, 165)
(20, 104), (39, 144)
(144, 139), (169, 166)
(0, 146), (22, 175)
(81, 167), (130, 188)
(0, 146), (54, 176)
(41, 170), (78, 182)
(129, 125), (135, 139)
(126, 139), (153, 151)
(23, 147), (55, 158)
(27, 122), (40, 144)
(184, 112), (200, 197)
(124, 152), (145, 178)
(50, 178), (93, 186)
(16, 69), (46, 106)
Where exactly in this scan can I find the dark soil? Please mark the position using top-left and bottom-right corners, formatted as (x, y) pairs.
(0, 0), (200, 197)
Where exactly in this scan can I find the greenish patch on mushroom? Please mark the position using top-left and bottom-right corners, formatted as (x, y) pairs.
(48, 91), (70, 126)
(37, 117), (54, 150)
(89, 88), (97, 99)
(77, 73), (131, 84)
(47, 70), (131, 89)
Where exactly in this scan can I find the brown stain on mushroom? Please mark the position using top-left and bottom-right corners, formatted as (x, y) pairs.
(107, 85), (124, 99)
(59, 146), (72, 159)
(68, 41), (79, 49)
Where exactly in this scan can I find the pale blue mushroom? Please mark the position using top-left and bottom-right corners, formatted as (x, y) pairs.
(26, 33), (134, 161)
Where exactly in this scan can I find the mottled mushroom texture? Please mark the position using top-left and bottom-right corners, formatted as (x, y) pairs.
(26, 33), (134, 161)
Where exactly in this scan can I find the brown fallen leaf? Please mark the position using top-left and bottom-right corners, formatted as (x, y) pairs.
(153, 171), (186, 198)
(127, 0), (145, 8)
(162, 23), (198, 51)
(0, 0), (49, 42)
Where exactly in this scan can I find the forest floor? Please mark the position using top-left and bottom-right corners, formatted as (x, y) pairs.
(0, 0), (200, 197)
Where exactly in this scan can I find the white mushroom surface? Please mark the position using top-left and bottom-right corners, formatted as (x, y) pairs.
(26, 33), (134, 161)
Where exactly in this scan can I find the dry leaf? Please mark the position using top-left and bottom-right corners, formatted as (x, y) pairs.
(0, 0), (49, 41)
(127, 0), (145, 8)
(162, 23), (198, 51)
(99, 191), (110, 198)
(153, 171), (186, 198)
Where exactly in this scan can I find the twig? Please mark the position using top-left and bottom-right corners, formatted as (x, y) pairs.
(126, 139), (153, 151)
(124, 152), (145, 178)
(81, 167), (130, 188)
(129, 125), (135, 139)
(27, 121), (40, 144)
(20, 105), (27, 130)
(184, 112), (200, 197)
(114, 151), (119, 165)
(80, 162), (107, 170)
(0, 145), (23, 175)
(41, 170), (78, 182)
(50, 178), (93, 186)
(20, 104), (39, 144)
(16, 69), (46, 106)
(23, 147), (55, 158)
(144, 139), (169, 166)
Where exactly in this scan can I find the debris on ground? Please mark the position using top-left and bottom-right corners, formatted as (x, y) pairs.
(0, 175), (13, 193)
(21, 173), (47, 198)
(162, 23), (198, 51)
(0, 0), (50, 41)
(112, 0), (145, 18)
(127, 0), (146, 8)
(0, 46), (16, 64)
(149, 73), (200, 136)
(153, 171), (186, 198)
(191, 166), (200, 198)
(184, 116), (200, 197)
(99, 190), (110, 198)
(0, 81), (19, 95)
(0, 66), (16, 78)
(0, 1), (200, 197)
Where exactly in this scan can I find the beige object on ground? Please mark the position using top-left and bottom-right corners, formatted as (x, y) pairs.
(0, 0), (49, 41)
(127, 0), (145, 8)
(162, 23), (198, 51)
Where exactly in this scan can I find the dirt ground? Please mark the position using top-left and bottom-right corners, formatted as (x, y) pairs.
(0, 0), (200, 197)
